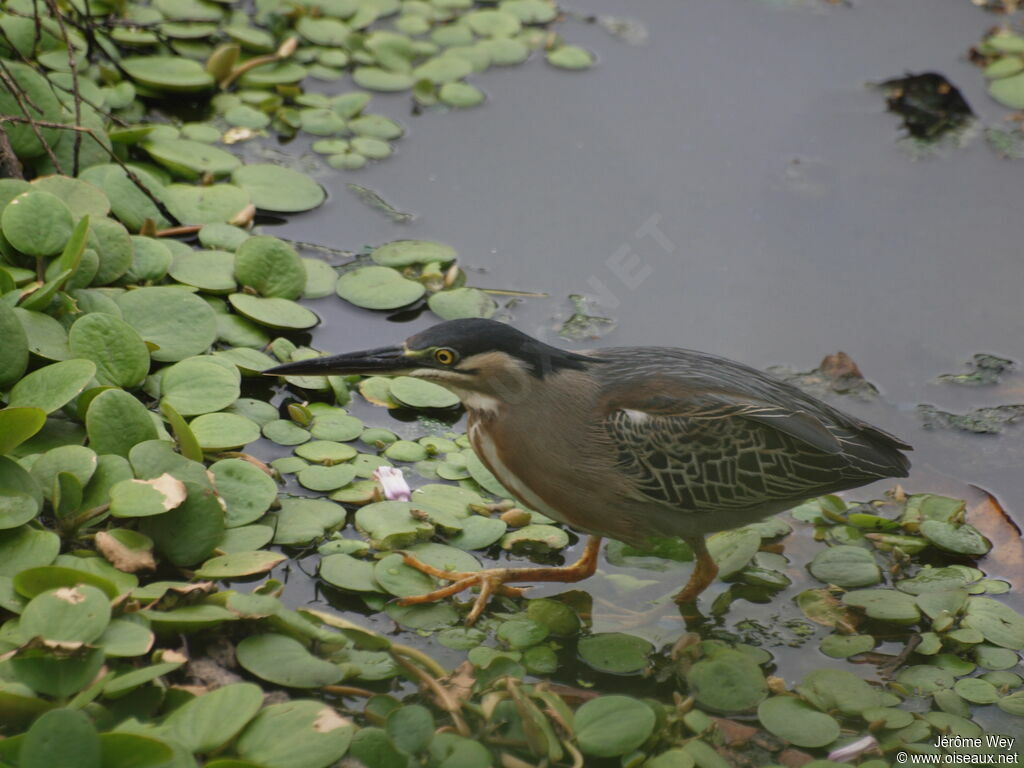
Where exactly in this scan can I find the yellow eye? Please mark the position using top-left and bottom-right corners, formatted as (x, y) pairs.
(434, 348), (456, 365)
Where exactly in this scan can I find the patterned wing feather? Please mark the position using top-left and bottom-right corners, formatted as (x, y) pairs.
(604, 396), (902, 514)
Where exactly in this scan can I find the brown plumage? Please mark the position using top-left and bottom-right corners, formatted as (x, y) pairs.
(266, 319), (911, 623)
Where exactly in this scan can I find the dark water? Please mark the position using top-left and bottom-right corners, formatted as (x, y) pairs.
(265, 0), (1024, 710)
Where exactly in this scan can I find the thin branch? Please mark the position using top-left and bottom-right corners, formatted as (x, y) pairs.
(0, 116), (181, 227)
(0, 130), (25, 179)
(44, 0), (84, 175)
(0, 60), (64, 173)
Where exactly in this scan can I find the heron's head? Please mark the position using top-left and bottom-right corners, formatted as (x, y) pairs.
(264, 319), (595, 404)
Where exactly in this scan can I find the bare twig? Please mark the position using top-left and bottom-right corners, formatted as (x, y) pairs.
(0, 59), (64, 173)
(44, 0), (84, 174)
(0, 116), (181, 227)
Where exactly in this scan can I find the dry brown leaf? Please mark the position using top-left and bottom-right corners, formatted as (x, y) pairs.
(969, 488), (1024, 585)
(95, 530), (157, 573)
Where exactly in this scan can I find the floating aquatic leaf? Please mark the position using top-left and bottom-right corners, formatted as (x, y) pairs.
(2, 191), (74, 257)
(8, 359), (96, 414)
(237, 633), (344, 687)
(439, 82), (486, 107)
(116, 287), (218, 362)
(808, 545), (881, 588)
(389, 376), (461, 409)
(143, 139), (241, 179)
(228, 293), (320, 330)
(757, 696), (840, 748)
(337, 266), (425, 310)
(232, 164), (326, 213)
(547, 45), (595, 70)
(574, 696), (656, 758)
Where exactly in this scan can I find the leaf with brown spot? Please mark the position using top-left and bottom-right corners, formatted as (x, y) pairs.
(55, 586), (87, 604)
(795, 588), (860, 633)
(313, 707), (351, 733)
(96, 530), (157, 573)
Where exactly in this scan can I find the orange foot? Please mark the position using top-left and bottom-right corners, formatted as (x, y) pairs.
(397, 535), (602, 625)
(673, 535), (719, 605)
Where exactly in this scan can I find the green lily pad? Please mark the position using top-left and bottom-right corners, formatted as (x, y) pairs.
(122, 56), (215, 92)
(963, 598), (1024, 649)
(389, 376), (461, 408)
(195, 550), (287, 578)
(85, 389), (159, 458)
(448, 515), (507, 549)
(574, 695), (656, 758)
(298, 464), (358, 491)
(0, 62), (65, 158)
(843, 588), (921, 624)
(547, 45), (594, 70)
(164, 183), (251, 225)
(2, 191), (74, 257)
(139, 481), (225, 566)
(303, 258), (339, 298)
(0, 408), (46, 457)
(143, 139), (241, 179)
(428, 287), (496, 319)
(686, 648), (767, 712)
(349, 115), (404, 140)
(235, 700), (355, 768)
(231, 164), (326, 213)
(820, 633), (875, 658)
(236, 633), (344, 688)
(235, 236), (306, 299)
(67, 313), (149, 389)
(0, 301), (29, 388)
(355, 501), (434, 549)
(161, 356), (241, 416)
(13, 307), (70, 361)
(0, 491), (39, 530)
(210, 458), (277, 527)
(116, 287), (217, 362)
(228, 293), (320, 330)
(797, 668), (888, 716)
(8, 359), (96, 414)
(896, 664), (955, 694)
(920, 520), (991, 556)
(989, 71), (1024, 109)
(808, 545), (881, 588)
(189, 412), (261, 450)
(169, 249), (237, 293)
(163, 682), (264, 753)
(579, 633), (654, 676)
(320, 552), (381, 592)
(438, 82), (486, 107)
(501, 524), (569, 553)
(108, 474), (187, 519)
(413, 54), (474, 83)
(353, 67), (415, 91)
(336, 266), (426, 310)
(757, 696), (839, 748)
(0, 524), (60, 578)
(708, 528), (760, 577)
(20, 584), (111, 644)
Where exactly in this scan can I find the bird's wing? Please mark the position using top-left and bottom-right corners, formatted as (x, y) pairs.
(602, 392), (885, 512)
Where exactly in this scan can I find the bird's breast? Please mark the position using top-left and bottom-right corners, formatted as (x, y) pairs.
(466, 410), (577, 527)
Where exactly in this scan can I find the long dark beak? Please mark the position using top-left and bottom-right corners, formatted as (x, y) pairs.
(263, 345), (411, 377)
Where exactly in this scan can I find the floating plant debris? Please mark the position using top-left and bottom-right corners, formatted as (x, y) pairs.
(877, 72), (974, 141)
(937, 353), (1016, 386)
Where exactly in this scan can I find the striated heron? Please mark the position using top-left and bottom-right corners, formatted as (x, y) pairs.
(266, 319), (911, 623)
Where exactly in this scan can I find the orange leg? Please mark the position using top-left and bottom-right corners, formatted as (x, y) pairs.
(673, 536), (718, 604)
(398, 535), (602, 625)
